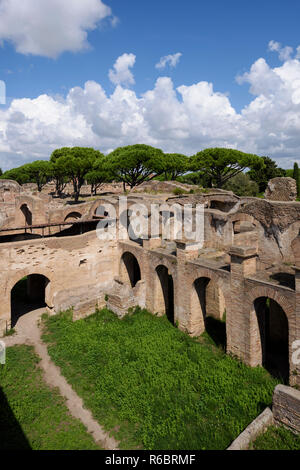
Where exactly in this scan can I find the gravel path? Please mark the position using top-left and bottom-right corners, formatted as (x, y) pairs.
(3, 309), (118, 450)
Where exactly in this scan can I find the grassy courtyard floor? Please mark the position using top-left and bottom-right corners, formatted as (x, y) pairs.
(0, 345), (99, 450)
(42, 308), (279, 450)
(251, 425), (300, 450)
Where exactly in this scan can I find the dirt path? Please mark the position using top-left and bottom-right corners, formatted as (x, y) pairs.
(4, 309), (119, 450)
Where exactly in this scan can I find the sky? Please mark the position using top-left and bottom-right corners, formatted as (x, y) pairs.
(1, 0), (300, 171)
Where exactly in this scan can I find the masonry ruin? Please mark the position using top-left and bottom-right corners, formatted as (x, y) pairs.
(0, 179), (299, 387)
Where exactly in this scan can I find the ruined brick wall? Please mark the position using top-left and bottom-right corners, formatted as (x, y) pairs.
(0, 230), (118, 331)
(0, 189), (299, 387)
(273, 385), (300, 433)
(265, 177), (297, 202)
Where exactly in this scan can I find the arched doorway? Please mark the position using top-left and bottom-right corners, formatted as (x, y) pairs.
(191, 277), (226, 348)
(254, 297), (289, 383)
(120, 252), (141, 288)
(20, 204), (32, 227)
(154, 265), (174, 324)
(11, 275), (49, 328)
(64, 212), (82, 223)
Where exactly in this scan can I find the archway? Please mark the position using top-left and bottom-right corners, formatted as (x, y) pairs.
(254, 297), (289, 383)
(119, 209), (144, 245)
(154, 265), (174, 324)
(64, 212), (82, 223)
(120, 252), (141, 288)
(11, 274), (49, 328)
(191, 277), (226, 348)
(20, 204), (32, 227)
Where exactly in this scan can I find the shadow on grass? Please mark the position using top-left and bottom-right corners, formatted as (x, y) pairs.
(205, 317), (227, 351)
(0, 387), (31, 450)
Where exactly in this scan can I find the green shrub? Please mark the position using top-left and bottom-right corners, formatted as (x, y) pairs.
(172, 187), (186, 196)
(224, 173), (259, 197)
(293, 162), (300, 198)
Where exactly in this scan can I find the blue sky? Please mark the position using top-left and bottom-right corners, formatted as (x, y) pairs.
(3, 0), (300, 108)
(0, 0), (300, 170)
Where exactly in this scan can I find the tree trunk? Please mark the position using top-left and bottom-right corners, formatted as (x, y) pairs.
(216, 173), (223, 188)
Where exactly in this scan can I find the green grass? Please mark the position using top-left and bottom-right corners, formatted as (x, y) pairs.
(42, 308), (279, 450)
(252, 425), (300, 450)
(4, 328), (16, 337)
(0, 345), (100, 450)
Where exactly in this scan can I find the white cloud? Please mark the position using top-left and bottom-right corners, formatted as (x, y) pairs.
(0, 0), (113, 58)
(109, 53), (136, 87)
(155, 53), (182, 70)
(110, 16), (119, 28)
(2, 43), (300, 171)
(268, 40), (281, 52)
(268, 40), (293, 61)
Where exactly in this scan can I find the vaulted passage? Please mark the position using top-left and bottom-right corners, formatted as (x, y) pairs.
(20, 204), (32, 227)
(191, 277), (226, 349)
(254, 297), (289, 383)
(11, 275), (49, 328)
(121, 252), (141, 288)
(155, 265), (174, 325)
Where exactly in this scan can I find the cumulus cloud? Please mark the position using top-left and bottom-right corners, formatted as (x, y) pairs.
(268, 40), (294, 62)
(2, 43), (300, 171)
(109, 53), (136, 87)
(155, 53), (182, 70)
(0, 0), (113, 58)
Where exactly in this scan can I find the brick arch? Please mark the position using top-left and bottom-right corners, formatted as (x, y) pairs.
(153, 263), (175, 322)
(245, 285), (294, 319)
(8, 268), (54, 307)
(18, 201), (33, 213)
(190, 266), (231, 309)
(152, 259), (177, 279)
(119, 246), (145, 281)
(120, 251), (142, 288)
(16, 195), (34, 212)
(188, 271), (229, 338)
(88, 199), (118, 220)
(245, 285), (295, 371)
(64, 211), (82, 222)
(7, 268), (54, 329)
(17, 198), (34, 227)
(62, 207), (84, 221)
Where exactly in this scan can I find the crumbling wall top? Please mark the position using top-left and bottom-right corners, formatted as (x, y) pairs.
(265, 177), (297, 202)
